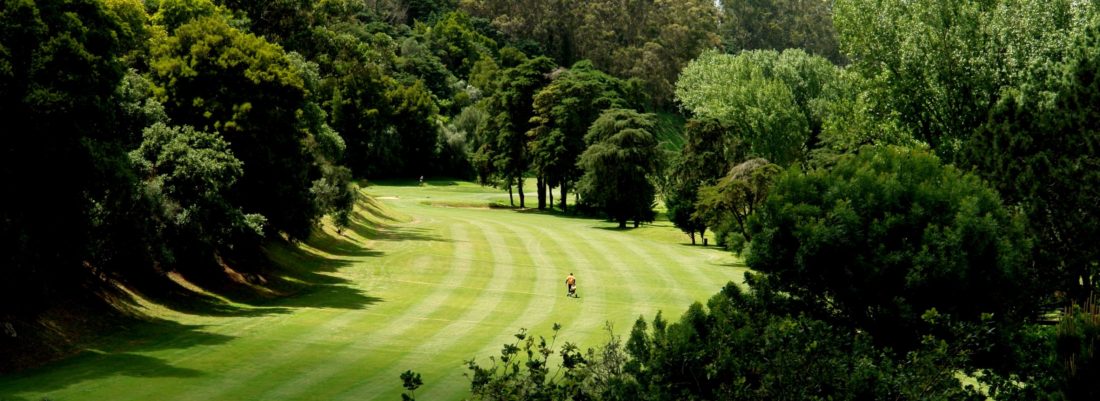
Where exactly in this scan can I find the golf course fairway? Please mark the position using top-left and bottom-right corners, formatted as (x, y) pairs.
(0, 181), (746, 401)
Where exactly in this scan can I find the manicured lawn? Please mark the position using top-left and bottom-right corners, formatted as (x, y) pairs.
(0, 180), (746, 401)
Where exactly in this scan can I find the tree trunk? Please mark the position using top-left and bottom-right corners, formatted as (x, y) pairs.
(690, 231), (696, 245)
(560, 182), (568, 213)
(633, 219), (640, 228)
(517, 176), (525, 208)
(548, 184), (554, 211)
(508, 183), (514, 206)
(618, 218), (627, 228)
(537, 175), (546, 209)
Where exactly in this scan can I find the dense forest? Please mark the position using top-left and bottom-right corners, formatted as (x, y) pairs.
(3, 0), (1100, 399)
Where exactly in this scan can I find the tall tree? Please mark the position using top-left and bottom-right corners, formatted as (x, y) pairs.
(150, 16), (319, 238)
(462, 0), (719, 107)
(485, 54), (555, 207)
(675, 49), (844, 166)
(530, 60), (629, 212)
(577, 109), (662, 228)
(834, 0), (1093, 161)
(1, 0), (127, 307)
(965, 14), (1100, 300)
(664, 118), (741, 244)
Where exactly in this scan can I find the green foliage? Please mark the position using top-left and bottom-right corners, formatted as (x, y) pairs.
(482, 54), (555, 205)
(151, 0), (224, 32)
(400, 369), (424, 401)
(103, 0), (151, 66)
(693, 158), (780, 252)
(425, 11), (495, 78)
(1056, 299), (1100, 400)
(1, 0), (127, 307)
(719, 0), (844, 63)
(747, 146), (1036, 350)
(397, 35), (456, 100)
(468, 284), (986, 400)
(675, 49), (846, 166)
(577, 109), (662, 228)
(834, 0), (1094, 161)
(664, 118), (740, 244)
(151, 16), (321, 237)
(530, 60), (630, 212)
(461, 0), (719, 106)
(964, 14), (1100, 298)
(130, 123), (265, 262)
(404, 0), (458, 23)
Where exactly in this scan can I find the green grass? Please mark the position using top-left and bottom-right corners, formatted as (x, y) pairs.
(0, 181), (746, 401)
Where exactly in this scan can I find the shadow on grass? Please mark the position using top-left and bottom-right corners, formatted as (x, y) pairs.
(114, 270), (292, 319)
(0, 350), (204, 397)
(0, 320), (223, 398)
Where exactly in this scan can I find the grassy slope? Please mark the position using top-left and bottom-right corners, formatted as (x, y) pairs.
(0, 181), (745, 401)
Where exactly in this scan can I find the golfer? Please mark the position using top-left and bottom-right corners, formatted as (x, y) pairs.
(565, 273), (577, 297)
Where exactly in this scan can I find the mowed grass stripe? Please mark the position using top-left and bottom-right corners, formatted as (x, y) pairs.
(219, 220), (476, 400)
(517, 221), (627, 343)
(291, 220), (488, 401)
(349, 215), (532, 398)
(327, 212), (534, 397)
(416, 217), (566, 400)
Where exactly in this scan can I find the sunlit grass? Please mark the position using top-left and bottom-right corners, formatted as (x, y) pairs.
(0, 180), (745, 401)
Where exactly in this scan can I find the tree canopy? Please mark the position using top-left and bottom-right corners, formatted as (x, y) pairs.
(747, 146), (1036, 350)
(577, 109), (662, 228)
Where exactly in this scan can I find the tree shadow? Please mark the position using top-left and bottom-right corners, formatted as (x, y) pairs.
(259, 284), (383, 310)
(0, 350), (205, 397)
(114, 272), (292, 318)
(0, 319), (226, 398)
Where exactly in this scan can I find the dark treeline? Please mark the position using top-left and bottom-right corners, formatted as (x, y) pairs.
(3, 0), (1100, 399)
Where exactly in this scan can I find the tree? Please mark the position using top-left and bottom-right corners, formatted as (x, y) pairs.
(388, 79), (442, 176)
(424, 11), (496, 79)
(834, 0), (1094, 162)
(576, 109), (661, 228)
(484, 54), (555, 207)
(1, 0), (128, 308)
(718, 0), (844, 63)
(693, 158), (780, 251)
(463, 284), (986, 400)
(675, 49), (844, 166)
(664, 118), (741, 244)
(129, 123), (265, 265)
(530, 61), (630, 212)
(461, 0), (719, 106)
(965, 13), (1100, 300)
(150, 16), (320, 238)
(746, 146), (1036, 351)
(152, 0), (226, 32)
